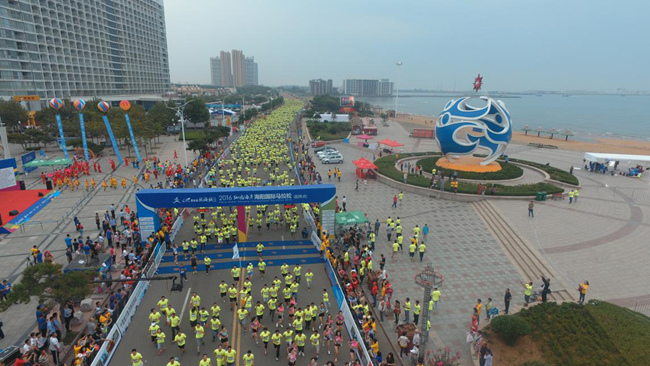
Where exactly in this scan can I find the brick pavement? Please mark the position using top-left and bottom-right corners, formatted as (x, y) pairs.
(492, 144), (650, 307)
(311, 142), (525, 364)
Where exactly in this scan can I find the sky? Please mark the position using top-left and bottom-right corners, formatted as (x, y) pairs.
(163, 0), (650, 92)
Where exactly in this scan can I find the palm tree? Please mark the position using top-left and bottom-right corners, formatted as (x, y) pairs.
(535, 126), (545, 137)
(521, 125), (532, 135)
(547, 128), (558, 139)
(560, 129), (575, 141)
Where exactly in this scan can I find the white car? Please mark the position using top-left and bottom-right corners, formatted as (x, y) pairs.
(318, 151), (340, 160)
(317, 149), (338, 157)
(322, 155), (344, 164)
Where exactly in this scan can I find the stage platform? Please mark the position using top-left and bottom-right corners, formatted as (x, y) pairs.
(0, 189), (54, 233)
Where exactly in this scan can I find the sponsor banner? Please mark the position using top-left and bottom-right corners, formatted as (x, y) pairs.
(21, 151), (37, 173)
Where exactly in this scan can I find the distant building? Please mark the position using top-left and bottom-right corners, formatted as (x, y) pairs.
(309, 79), (333, 95)
(210, 50), (258, 87)
(343, 79), (394, 96)
(244, 57), (259, 86)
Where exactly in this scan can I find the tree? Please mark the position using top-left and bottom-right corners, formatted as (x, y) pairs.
(183, 97), (209, 123)
(381, 113), (388, 122)
(10, 262), (94, 312)
(7, 133), (30, 150)
(0, 99), (29, 128)
(146, 101), (178, 128)
(187, 139), (208, 153)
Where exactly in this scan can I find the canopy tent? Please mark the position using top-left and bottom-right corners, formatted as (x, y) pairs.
(356, 134), (373, 140)
(584, 152), (650, 163)
(24, 158), (73, 168)
(377, 138), (404, 147)
(353, 157), (378, 170)
(353, 157), (378, 179)
(335, 211), (369, 226)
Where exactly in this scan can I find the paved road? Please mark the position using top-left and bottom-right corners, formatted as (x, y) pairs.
(114, 221), (351, 366)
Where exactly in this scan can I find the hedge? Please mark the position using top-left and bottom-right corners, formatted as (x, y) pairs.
(489, 315), (531, 345)
(375, 154), (564, 196)
(417, 156), (524, 180)
(508, 158), (579, 185)
(307, 121), (351, 141)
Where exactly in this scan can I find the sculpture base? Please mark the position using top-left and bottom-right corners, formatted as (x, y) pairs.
(435, 156), (502, 173)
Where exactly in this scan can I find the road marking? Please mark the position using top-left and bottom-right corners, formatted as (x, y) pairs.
(178, 287), (192, 323)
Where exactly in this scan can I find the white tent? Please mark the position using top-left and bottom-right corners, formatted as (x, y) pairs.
(584, 152), (650, 163)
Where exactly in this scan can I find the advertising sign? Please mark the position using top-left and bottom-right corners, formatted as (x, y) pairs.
(340, 96), (355, 107)
(21, 151), (36, 173)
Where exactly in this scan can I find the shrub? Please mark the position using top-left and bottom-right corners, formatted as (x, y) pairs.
(490, 315), (531, 345)
(508, 158), (579, 185)
(418, 156), (524, 180)
(307, 121), (351, 141)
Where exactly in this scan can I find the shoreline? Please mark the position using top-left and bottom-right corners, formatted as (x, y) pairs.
(391, 114), (650, 155)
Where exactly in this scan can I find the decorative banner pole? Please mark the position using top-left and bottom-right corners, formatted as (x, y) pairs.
(120, 100), (142, 162)
(97, 101), (123, 165)
(49, 98), (68, 159)
(73, 99), (89, 161)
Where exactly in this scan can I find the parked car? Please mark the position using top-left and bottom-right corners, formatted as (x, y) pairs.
(322, 156), (344, 164)
(318, 151), (341, 160)
(311, 141), (326, 148)
(314, 145), (336, 152)
(317, 149), (339, 158)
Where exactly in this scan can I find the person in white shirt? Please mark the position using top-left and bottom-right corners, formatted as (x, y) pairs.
(49, 333), (62, 364)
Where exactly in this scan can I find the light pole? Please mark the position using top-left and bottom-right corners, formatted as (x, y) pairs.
(395, 62), (402, 118)
(167, 101), (191, 167)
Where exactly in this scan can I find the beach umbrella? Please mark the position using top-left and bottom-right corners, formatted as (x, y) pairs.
(547, 128), (558, 139)
(535, 126), (545, 137)
(521, 125), (532, 135)
(560, 129), (575, 141)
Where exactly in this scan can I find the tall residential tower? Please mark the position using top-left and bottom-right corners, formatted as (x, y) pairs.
(0, 0), (171, 103)
(210, 50), (258, 87)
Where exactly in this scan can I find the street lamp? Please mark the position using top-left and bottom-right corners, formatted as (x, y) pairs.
(395, 62), (402, 118)
(166, 101), (192, 167)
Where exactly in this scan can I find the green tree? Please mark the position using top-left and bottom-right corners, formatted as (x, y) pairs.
(0, 99), (29, 128)
(10, 262), (94, 311)
(183, 97), (210, 123)
(146, 101), (178, 128)
(187, 139), (208, 153)
(7, 133), (29, 150)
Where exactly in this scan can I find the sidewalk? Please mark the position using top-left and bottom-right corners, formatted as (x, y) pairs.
(0, 136), (192, 351)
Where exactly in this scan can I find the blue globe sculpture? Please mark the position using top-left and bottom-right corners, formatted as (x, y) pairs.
(435, 96), (512, 166)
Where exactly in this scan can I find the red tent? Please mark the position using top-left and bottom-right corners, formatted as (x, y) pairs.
(377, 138), (404, 147)
(356, 134), (373, 140)
(353, 157), (378, 178)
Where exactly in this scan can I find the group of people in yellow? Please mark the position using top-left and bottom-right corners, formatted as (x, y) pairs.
(132, 100), (349, 366)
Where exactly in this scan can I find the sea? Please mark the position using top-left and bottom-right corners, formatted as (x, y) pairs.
(357, 93), (650, 141)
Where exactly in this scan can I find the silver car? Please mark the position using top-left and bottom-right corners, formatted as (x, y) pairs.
(322, 155), (344, 164)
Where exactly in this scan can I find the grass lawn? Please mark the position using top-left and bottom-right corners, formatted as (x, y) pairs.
(307, 121), (351, 141)
(183, 130), (206, 141)
(485, 301), (650, 365)
(509, 158), (579, 185)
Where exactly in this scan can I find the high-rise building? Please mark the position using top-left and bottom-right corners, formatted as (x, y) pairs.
(309, 79), (333, 95)
(210, 57), (221, 86)
(244, 57), (258, 86)
(219, 51), (233, 87)
(343, 79), (393, 96)
(0, 0), (170, 103)
(210, 51), (257, 87)
(231, 50), (245, 87)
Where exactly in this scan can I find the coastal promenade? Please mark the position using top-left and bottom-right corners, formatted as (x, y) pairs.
(0, 136), (196, 350)
(308, 117), (650, 364)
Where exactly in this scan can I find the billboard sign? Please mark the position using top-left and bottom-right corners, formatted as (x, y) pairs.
(21, 151), (37, 173)
(340, 96), (355, 107)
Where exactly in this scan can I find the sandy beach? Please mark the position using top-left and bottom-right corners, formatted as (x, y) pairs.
(392, 113), (650, 155)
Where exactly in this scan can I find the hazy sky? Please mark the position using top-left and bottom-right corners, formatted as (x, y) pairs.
(164, 0), (650, 92)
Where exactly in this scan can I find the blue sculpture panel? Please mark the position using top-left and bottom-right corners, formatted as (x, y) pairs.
(435, 97), (512, 165)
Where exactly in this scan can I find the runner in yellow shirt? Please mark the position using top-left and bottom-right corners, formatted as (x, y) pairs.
(242, 350), (254, 366)
(199, 354), (211, 366)
(166, 356), (180, 366)
(130, 349), (143, 366)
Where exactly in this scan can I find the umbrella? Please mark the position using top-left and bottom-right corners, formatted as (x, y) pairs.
(356, 134), (373, 140)
(335, 211), (369, 226)
(353, 157), (378, 170)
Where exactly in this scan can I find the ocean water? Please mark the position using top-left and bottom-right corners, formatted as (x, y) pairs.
(357, 94), (650, 141)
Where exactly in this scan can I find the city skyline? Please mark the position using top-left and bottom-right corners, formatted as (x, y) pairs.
(210, 50), (258, 87)
(163, 0), (650, 92)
